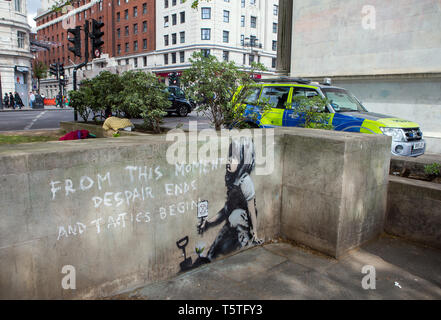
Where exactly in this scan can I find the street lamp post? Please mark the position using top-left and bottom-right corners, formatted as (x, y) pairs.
(243, 36), (261, 78)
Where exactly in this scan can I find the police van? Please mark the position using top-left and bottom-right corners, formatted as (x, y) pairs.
(237, 77), (425, 157)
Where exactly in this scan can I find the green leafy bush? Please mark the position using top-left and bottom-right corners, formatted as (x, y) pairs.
(424, 163), (441, 177)
(291, 95), (334, 130)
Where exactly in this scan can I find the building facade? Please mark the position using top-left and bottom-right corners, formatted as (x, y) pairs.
(34, 0), (156, 97)
(0, 0), (33, 108)
(278, 0), (441, 153)
(149, 0), (279, 82)
(35, 0), (278, 95)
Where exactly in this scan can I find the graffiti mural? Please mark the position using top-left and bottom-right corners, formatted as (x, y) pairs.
(177, 137), (262, 272)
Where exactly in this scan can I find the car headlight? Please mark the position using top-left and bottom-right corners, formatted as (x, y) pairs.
(380, 127), (406, 142)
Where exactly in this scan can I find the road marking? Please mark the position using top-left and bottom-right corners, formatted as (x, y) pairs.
(24, 111), (47, 130)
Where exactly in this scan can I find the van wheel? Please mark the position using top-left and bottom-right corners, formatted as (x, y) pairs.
(177, 105), (189, 117)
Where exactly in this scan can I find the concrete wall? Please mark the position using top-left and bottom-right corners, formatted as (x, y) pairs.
(289, 0), (441, 77)
(0, 128), (390, 299)
(280, 128), (391, 258)
(386, 176), (441, 249)
(333, 77), (441, 154)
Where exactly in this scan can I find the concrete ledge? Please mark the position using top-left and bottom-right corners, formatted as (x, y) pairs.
(60, 121), (151, 138)
(386, 176), (441, 249)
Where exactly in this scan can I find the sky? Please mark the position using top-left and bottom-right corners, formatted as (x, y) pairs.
(27, 0), (42, 31)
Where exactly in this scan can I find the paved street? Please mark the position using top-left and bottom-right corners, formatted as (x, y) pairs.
(0, 107), (211, 132)
(112, 235), (441, 300)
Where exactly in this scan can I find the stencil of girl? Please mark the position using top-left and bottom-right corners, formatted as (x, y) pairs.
(197, 136), (262, 262)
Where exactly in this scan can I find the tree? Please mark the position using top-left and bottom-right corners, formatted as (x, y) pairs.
(32, 61), (48, 94)
(68, 79), (94, 122)
(119, 71), (171, 133)
(291, 95), (334, 130)
(181, 51), (268, 130)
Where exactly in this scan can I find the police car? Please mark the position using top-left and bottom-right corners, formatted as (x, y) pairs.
(237, 77), (425, 157)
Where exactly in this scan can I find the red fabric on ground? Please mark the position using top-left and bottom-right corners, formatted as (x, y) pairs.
(59, 130), (90, 141)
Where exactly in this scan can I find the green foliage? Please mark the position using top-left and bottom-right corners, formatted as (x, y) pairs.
(68, 80), (94, 122)
(119, 71), (170, 133)
(181, 51), (268, 130)
(424, 163), (441, 177)
(32, 61), (48, 94)
(69, 70), (170, 133)
(291, 95), (334, 130)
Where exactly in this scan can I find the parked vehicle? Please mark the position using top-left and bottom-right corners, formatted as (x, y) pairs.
(235, 77), (425, 157)
(165, 86), (194, 117)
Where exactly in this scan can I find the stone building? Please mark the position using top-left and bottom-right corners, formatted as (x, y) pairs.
(277, 0), (441, 153)
(0, 0), (33, 107)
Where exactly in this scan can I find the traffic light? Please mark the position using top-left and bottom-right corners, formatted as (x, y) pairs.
(68, 26), (82, 58)
(91, 19), (104, 58)
(59, 64), (66, 86)
(49, 63), (59, 78)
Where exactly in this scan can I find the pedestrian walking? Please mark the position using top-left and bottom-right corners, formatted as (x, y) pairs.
(29, 91), (35, 109)
(9, 92), (14, 109)
(3, 93), (9, 109)
(14, 92), (23, 109)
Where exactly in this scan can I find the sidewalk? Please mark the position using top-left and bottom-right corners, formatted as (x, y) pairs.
(111, 235), (441, 300)
(0, 105), (73, 112)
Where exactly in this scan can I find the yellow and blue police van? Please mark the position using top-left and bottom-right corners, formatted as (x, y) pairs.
(236, 77), (425, 157)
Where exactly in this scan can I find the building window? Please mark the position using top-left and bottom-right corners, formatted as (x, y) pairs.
(223, 51), (229, 62)
(17, 31), (25, 48)
(117, 28), (121, 38)
(180, 11), (185, 23)
(223, 10), (229, 23)
(241, 0), (245, 8)
(201, 7), (211, 19)
(241, 15), (245, 27)
(164, 0), (169, 8)
(164, 35), (169, 46)
(172, 33), (177, 45)
(14, 0), (22, 13)
(133, 6), (138, 17)
(249, 54), (255, 65)
(273, 23), (278, 33)
(117, 12), (120, 22)
(273, 5), (279, 16)
(143, 56), (147, 67)
(180, 31), (185, 43)
(201, 28), (211, 40)
(164, 16), (169, 27)
(251, 16), (257, 28)
(124, 9), (128, 20)
(172, 14), (177, 25)
(143, 3), (147, 14)
(125, 26), (129, 36)
(172, 0), (177, 6)
(250, 0), (255, 5)
(133, 24), (138, 35)
(243, 53), (246, 65)
(134, 41), (138, 51)
(172, 52), (176, 64)
(126, 58), (129, 66)
(201, 49), (210, 57)
(117, 44), (121, 54)
(134, 57), (138, 68)
(125, 43), (129, 52)
(272, 58), (276, 68)
(143, 39), (147, 49)
(180, 51), (184, 63)
(240, 34), (244, 46)
(164, 54), (169, 65)
(99, 0), (103, 11)
(143, 21), (147, 32)
(272, 40), (277, 51)
(223, 31), (229, 43)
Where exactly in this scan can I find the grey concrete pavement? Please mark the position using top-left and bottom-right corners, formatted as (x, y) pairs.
(114, 235), (441, 300)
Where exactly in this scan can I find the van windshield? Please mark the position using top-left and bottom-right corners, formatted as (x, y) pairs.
(321, 88), (367, 112)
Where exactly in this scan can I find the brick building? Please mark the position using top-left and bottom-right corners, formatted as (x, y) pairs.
(34, 0), (156, 97)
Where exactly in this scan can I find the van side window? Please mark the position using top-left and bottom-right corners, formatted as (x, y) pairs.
(260, 86), (291, 109)
(243, 87), (262, 104)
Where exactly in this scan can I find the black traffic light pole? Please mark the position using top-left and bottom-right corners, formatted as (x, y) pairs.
(70, 21), (89, 121)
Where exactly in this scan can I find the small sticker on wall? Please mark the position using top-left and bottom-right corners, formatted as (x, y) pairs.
(197, 200), (208, 218)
